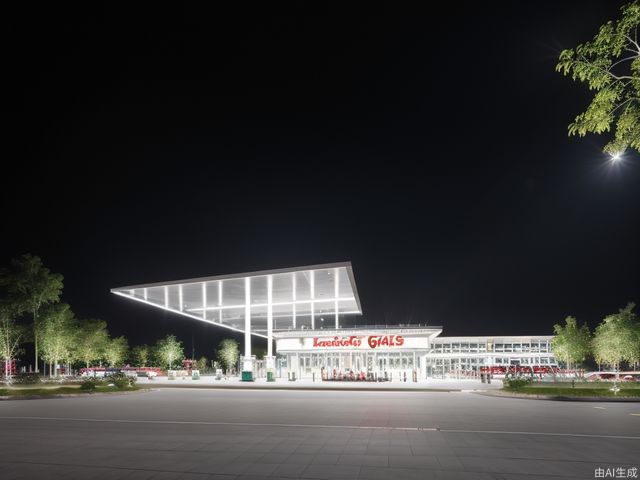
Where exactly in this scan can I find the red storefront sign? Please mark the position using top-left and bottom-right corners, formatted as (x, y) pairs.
(312, 335), (404, 349)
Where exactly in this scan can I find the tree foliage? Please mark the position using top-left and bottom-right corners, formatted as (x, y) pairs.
(0, 254), (63, 371)
(154, 335), (184, 369)
(216, 339), (239, 373)
(196, 356), (208, 372)
(131, 344), (151, 367)
(103, 336), (129, 367)
(592, 303), (640, 370)
(75, 319), (109, 368)
(0, 305), (27, 378)
(556, 2), (640, 155)
(551, 316), (591, 370)
(38, 303), (76, 376)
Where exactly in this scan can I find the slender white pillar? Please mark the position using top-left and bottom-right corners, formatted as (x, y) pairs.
(218, 280), (223, 323)
(201, 282), (207, 319)
(334, 267), (339, 329)
(292, 273), (297, 329)
(164, 286), (169, 308)
(267, 275), (273, 357)
(143, 288), (148, 301)
(178, 284), (183, 311)
(310, 270), (315, 330)
(243, 277), (252, 370)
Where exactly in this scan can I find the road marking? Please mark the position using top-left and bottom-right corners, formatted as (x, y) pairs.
(592, 406), (606, 409)
(0, 416), (639, 440)
(0, 416), (438, 432)
(440, 429), (640, 440)
(150, 386), (462, 394)
(630, 413), (640, 416)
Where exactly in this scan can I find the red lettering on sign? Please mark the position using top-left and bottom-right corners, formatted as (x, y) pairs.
(311, 335), (405, 349)
(367, 335), (405, 349)
(312, 336), (362, 347)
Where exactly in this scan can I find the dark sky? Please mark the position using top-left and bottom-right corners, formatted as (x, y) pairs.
(2, 3), (639, 358)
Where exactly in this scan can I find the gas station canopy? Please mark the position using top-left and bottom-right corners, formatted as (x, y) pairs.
(111, 262), (362, 338)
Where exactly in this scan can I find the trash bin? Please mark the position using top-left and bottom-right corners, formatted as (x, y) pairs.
(241, 371), (254, 382)
(267, 371), (275, 382)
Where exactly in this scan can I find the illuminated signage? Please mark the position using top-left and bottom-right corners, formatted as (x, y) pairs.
(313, 336), (362, 347)
(312, 335), (404, 349)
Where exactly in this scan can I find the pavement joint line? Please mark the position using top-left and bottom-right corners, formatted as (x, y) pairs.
(1, 416), (639, 440)
(0, 416), (439, 432)
(151, 386), (465, 393)
(440, 428), (640, 440)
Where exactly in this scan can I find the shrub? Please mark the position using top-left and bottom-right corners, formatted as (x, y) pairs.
(80, 379), (98, 391)
(105, 372), (136, 389)
(80, 376), (109, 390)
(503, 377), (533, 389)
(11, 373), (42, 385)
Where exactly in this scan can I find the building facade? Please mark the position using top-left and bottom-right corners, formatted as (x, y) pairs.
(275, 329), (555, 380)
(112, 262), (556, 380)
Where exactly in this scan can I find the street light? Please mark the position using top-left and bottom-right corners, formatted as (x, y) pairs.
(610, 151), (623, 163)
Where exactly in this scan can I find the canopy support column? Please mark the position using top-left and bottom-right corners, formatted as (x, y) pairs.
(292, 273), (297, 328)
(266, 275), (275, 380)
(310, 270), (315, 329)
(242, 277), (254, 380)
(334, 267), (339, 329)
(267, 275), (273, 357)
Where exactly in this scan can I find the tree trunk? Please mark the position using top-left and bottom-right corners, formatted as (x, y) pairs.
(34, 332), (38, 374)
(33, 308), (38, 374)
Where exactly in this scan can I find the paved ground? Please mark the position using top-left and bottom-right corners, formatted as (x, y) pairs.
(0, 388), (638, 479)
(136, 376), (502, 391)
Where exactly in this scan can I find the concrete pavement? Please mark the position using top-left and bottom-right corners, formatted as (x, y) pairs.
(136, 376), (503, 391)
(0, 388), (638, 479)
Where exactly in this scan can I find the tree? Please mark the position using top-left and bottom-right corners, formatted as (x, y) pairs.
(216, 339), (239, 373)
(593, 303), (640, 375)
(103, 336), (128, 367)
(154, 335), (184, 370)
(38, 303), (76, 377)
(132, 344), (151, 367)
(75, 319), (109, 368)
(556, 2), (640, 156)
(196, 356), (208, 372)
(0, 254), (63, 373)
(0, 304), (27, 379)
(551, 316), (592, 371)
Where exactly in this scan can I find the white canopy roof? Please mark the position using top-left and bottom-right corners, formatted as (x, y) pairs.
(111, 262), (362, 338)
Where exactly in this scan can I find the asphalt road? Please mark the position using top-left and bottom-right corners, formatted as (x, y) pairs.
(0, 388), (638, 479)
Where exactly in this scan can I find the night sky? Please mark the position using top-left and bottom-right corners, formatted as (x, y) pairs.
(2, 3), (639, 358)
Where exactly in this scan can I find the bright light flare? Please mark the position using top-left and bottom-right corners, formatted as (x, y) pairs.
(610, 151), (623, 162)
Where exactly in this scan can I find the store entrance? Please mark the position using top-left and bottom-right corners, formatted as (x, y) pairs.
(289, 351), (422, 382)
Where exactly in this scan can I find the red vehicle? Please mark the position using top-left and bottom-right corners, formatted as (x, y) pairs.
(480, 365), (561, 377)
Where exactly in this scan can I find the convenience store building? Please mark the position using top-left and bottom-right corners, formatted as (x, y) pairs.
(112, 262), (555, 380)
